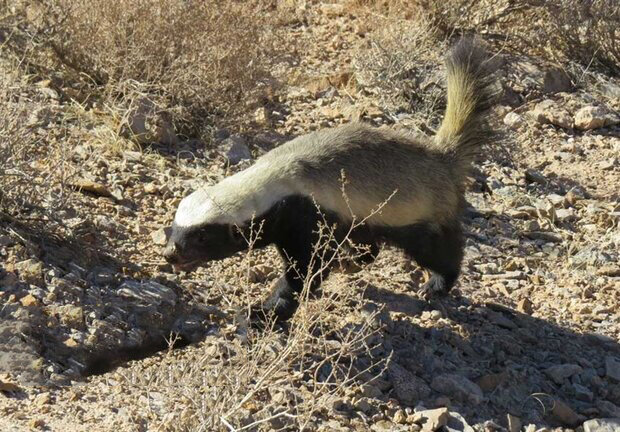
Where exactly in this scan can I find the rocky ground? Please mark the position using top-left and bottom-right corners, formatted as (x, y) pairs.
(1, 3), (620, 432)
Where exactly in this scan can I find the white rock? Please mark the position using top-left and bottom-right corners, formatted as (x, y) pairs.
(529, 100), (573, 129)
(411, 408), (449, 431)
(575, 105), (620, 130)
(545, 364), (583, 384)
(583, 418), (620, 432)
(126, 97), (177, 145)
(222, 136), (252, 165)
(388, 362), (431, 405)
(430, 374), (483, 405)
(503, 112), (524, 129)
(117, 280), (177, 306)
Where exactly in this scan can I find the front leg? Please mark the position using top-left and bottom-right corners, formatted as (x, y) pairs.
(250, 276), (300, 323)
(249, 195), (337, 324)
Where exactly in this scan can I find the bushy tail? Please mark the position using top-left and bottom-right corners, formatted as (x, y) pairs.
(435, 38), (498, 182)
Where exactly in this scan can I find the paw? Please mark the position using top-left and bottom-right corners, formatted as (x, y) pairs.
(248, 296), (298, 328)
(417, 275), (450, 301)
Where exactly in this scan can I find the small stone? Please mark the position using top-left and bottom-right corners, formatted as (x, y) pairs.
(575, 105), (620, 130)
(254, 107), (270, 126)
(555, 208), (575, 222)
(69, 178), (113, 199)
(573, 383), (594, 401)
(34, 392), (51, 405)
(545, 364), (583, 384)
(15, 259), (44, 285)
(63, 338), (79, 348)
(354, 398), (372, 413)
(507, 414), (522, 432)
(430, 310), (443, 320)
(543, 68), (573, 94)
(361, 384), (383, 399)
(547, 193), (565, 207)
(411, 407), (449, 431)
(597, 401), (620, 417)
(565, 188), (582, 207)
(529, 100), (573, 129)
(29, 419), (45, 429)
(503, 112), (524, 129)
(388, 362), (431, 405)
(330, 398), (348, 415)
(430, 374), (483, 405)
(0, 377), (21, 392)
(20, 294), (39, 307)
(57, 305), (84, 328)
(0, 235), (14, 247)
(477, 371), (508, 392)
(222, 136), (252, 165)
(597, 265), (620, 277)
(371, 420), (396, 432)
(605, 356), (620, 383)
(144, 183), (159, 194)
(517, 298), (533, 315)
(118, 280), (177, 306)
(551, 399), (582, 427)
(123, 150), (143, 162)
(446, 411), (475, 432)
(126, 97), (177, 145)
(600, 158), (617, 171)
(393, 409), (407, 424)
(151, 228), (168, 246)
(524, 169), (547, 185)
(583, 418), (620, 432)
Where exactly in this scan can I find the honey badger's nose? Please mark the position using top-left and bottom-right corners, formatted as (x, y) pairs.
(163, 242), (180, 263)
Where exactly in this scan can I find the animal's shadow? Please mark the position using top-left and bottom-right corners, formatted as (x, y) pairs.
(353, 283), (620, 428)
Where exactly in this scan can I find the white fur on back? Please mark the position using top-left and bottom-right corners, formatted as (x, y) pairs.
(174, 161), (297, 228)
(174, 124), (460, 229)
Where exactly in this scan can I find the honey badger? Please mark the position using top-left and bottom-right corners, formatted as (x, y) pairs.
(163, 38), (498, 322)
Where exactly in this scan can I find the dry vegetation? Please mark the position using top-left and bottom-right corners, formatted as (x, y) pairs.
(1, 1), (619, 431)
(2, 0), (280, 135)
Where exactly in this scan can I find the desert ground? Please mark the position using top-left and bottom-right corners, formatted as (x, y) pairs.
(1, 1), (619, 431)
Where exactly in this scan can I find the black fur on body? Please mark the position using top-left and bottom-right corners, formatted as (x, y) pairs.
(163, 38), (498, 323)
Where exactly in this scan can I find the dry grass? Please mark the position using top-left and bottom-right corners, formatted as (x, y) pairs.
(531, 0), (620, 76)
(111, 206), (390, 432)
(0, 60), (71, 217)
(352, 10), (447, 128)
(3, 0), (283, 137)
(351, 0), (619, 120)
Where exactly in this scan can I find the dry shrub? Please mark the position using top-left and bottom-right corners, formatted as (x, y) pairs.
(531, 0), (620, 76)
(393, 0), (619, 77)
(0, 62), (70, 216)
(353, 10), (447, 126)
(352, 0), (618, 120)
(6, 0), (281, 135)
(113, 232), (387, 431)
(110, 194), (392, 431)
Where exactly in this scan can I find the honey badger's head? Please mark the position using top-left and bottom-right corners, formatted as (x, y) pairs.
(163, 188), (247, 272)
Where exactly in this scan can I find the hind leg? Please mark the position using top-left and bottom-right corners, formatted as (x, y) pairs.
(394, 223), (464, 300)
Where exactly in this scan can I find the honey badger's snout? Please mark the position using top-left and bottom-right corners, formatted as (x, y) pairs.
(162, 240), (180, 263)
